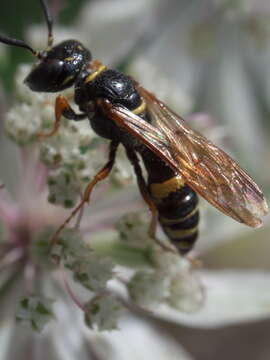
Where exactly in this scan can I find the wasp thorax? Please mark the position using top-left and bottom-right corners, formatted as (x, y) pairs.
(24, 40), (92, 92)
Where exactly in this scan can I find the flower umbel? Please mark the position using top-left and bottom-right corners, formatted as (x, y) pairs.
(1, 0), (270, 359)
(0, 63), (203, 336)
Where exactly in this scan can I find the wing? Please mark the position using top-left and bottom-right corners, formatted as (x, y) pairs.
(97, 89), (268, 228)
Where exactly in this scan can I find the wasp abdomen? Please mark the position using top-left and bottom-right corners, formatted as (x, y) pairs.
(149, 176), (199, 255)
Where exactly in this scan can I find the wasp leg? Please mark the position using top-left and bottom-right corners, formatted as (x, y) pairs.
(50, 140), (119, 246)
(125, 148), (174, 252)
(37, 95), (87, 139)
(125, 148), (157, 237)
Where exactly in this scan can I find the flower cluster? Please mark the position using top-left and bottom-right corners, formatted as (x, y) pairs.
(0, 62), (203, 334)
(1, 0), (270, 359)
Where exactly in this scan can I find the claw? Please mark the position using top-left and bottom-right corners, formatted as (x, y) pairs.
(36, 130), (57, 140)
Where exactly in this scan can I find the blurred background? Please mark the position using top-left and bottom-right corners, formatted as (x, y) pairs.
(1, 0), (270, 359)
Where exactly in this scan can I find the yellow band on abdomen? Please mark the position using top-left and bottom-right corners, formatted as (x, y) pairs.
(150, 175), (185, 203)
(132, 100), (146, 115)
(159, 205), (198, 225)
(164, 226), (198, 238)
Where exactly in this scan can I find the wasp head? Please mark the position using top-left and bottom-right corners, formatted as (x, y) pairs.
(24, 40), (92, 92)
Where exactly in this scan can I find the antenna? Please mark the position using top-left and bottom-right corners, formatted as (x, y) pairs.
(0, 33), (41, 58)
(0, 0), (54, 57)
(39, 0), (54, 47)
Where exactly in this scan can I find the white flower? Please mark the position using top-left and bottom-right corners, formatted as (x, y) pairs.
(1, 0), (270, 358)
(0, 23), (202, 360)
(128, 271), (171, 307)
(16, 295), (55, 332)
(130, 250), (203, 312)
(85, 294), (124, 331)
(158, 270), (270, 328)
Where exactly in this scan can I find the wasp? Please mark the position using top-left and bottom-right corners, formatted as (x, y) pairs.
(0, 0), (268, 255)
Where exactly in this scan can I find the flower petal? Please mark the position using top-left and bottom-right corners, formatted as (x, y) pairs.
(157, 270), (270, 328)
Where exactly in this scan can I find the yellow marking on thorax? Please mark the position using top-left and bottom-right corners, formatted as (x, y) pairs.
(160, 205), (199, 225)
(132, 100), (146, 115)
(85, 64), (107, 83)
(150, 175), (185, 203)
(64, 56), (75, 62)
(165, 226), (198, 239)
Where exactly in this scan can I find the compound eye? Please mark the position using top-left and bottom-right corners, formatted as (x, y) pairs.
(24, 58), (65, 92)
(45, 58), (64, 76)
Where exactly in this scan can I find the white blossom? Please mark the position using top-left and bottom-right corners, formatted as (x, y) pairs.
(1, 0), (270, 358)
(16, 295), (55, 332)
(84, 294), (125, 331)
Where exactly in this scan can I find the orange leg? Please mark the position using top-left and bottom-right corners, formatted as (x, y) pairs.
(37, 95), (86, 139)
(50, 141), (119, 246)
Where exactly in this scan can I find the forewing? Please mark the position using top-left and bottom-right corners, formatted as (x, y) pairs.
(99, 94), (268, 228)
(138, 87), (268, 227)
(98, 98), (177, 169)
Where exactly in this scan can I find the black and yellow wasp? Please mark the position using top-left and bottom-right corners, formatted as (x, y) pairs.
(0, 0), (268, 254)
